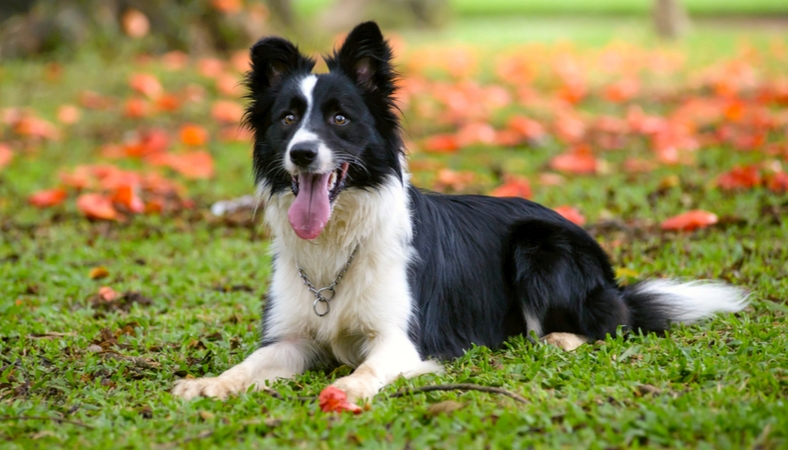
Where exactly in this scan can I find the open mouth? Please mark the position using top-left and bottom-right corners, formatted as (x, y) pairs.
(287, 163), (350, 240)
(290, 163), (350, 203)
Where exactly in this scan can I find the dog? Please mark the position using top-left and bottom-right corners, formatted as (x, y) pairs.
(173, 22), (748, 403)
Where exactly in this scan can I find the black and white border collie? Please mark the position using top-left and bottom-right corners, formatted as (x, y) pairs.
(173, 22), (748, 403)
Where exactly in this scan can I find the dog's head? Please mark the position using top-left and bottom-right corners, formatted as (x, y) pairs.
(245, 21), (403, 240)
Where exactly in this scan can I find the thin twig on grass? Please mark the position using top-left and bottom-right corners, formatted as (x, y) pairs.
(388, 383), (528, 404)
(101, 352), (160, 369)
(259, 387), (316, 402)
(180, 430), (214, 444)
(0, 415), (94, 429)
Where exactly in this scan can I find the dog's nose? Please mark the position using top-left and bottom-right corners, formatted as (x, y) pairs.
(290, 145), (318, 167)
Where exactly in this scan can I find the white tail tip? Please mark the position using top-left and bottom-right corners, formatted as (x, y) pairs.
(631, 280), (749, 324)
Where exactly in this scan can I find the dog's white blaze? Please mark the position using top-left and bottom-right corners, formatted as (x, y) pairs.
(284, 75), (334, 174)
(524, 312), (543, 337)
(631, 280), (749, 323)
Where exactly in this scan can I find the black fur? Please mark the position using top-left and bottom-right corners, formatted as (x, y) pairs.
(246, 22), (691, 361)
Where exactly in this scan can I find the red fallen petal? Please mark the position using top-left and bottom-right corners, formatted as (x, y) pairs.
(766, 172), (788, 193)
(0, 143), (13, 169)
(603, 78), (640, 103)
(79, 90), (114, 110)
(123, 128), (171, 158)
(538, 173), (565, 186)
(121, 8), (149, 38)
(148, 153), (215, 180)
(155, 93), (181, 112)
(493, 129), (522, 147)
(216, 73), (244, 97)
(124, 97), (150, 118)
(162, 50), (189, 71)
(166, 151), (215, 179)
(129, 73), (163, 99)
(145, 198), (165, 214)
(423, 134), (460, 153)
(557, 80), (587, 104)
(179, 124), (209, 146)
(141, 172), (183, 196)
(554, 205), (586, 226)
(29, 188), (68, 208)
(98, 286), (119, 301)
(197, 58), (225, 78)
(319, 386), (362, 414)
(14, 116), (60, 140)
(723, 100), (745, 122)
(456, 122), (496, 147)
(56, 104), (81, 125)
(211, 100), (244, 124)
(112, 185), (145, 214)
(435, 169), (475, 192)
(549, 151), (597, 174)
(661, 210), (718, 232)
(77, 193), (120, 221)
(230, 50), (251, 73)
(553, 113), (586, 143)
(717, 165), (761, 190)
(507, 116), (545, 141)
(211, 0), (243, 13)
(490, 175), (532, 199)
(60, 166), (93, 189)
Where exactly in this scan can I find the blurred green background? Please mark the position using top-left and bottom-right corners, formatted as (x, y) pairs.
(2, 0), (787, 59)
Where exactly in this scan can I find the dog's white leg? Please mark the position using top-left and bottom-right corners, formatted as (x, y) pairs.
(172, 338), (316, 400)
(541, 332), (589, 351)
(330, 332), (442, 404)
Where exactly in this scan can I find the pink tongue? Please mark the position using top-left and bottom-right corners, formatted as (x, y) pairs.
(288, 172), (332, 240)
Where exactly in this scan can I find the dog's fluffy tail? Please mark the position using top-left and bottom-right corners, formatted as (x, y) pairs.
(622, 280), (749, 333)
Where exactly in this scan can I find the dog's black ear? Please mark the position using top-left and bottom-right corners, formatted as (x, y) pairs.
(330, 21), (395, 93)
(247, 37), (315, 94)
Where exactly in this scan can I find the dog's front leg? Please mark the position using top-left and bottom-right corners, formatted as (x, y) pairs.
(331, 332), (442, 404)
(172, 338), (316, 400)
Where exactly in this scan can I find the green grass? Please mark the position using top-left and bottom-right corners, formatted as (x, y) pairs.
(1, 18), (788, 450)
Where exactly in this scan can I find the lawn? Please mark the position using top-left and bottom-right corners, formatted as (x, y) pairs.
(1, 16), (787, 450)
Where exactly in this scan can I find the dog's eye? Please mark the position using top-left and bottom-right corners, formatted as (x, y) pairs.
(283, 114), (296, 125)
(333, 114), (349, 126)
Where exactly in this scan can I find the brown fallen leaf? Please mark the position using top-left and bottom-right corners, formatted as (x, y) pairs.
(637, 384), (662, 396)
(89, 266), (110, 280)
(136, 405), (153, 419)
(86, 344), (103, 353)
(426, 400), (465, 417)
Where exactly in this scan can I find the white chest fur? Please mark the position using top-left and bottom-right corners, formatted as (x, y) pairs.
(260, 175), (415, 366)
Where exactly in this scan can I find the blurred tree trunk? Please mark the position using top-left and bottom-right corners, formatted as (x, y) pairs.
(318, 0), (448, 33)
(653, 0), (690, 39)
(0, 0), (268, 59)
(266, 0), (294, 29)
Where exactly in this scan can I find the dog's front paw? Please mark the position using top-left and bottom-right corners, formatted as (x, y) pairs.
(172, 375), (247, 401)
(331, 373), (381, 404)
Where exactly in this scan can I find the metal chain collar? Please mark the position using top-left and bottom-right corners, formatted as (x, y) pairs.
(297, 246), (358, 317)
